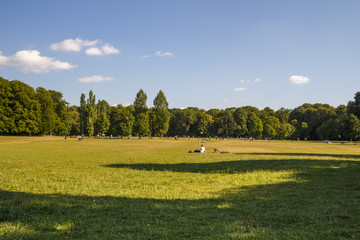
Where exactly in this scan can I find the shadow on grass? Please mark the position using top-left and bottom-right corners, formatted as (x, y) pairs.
(1, 158), (360, 239)
(104, 158), (359, 174)
(236, 152), (360, 159)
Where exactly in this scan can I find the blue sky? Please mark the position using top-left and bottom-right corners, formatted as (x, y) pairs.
(1, 1), (360, 110)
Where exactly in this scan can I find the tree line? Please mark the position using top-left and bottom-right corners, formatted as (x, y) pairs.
(1, 76), (360, 140)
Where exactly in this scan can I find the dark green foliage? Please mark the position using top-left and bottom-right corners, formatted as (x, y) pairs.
(153, 90), (168, 109)
(150, 90), (170, 137)
(133, 89), (150, 137)
(68, 106), (81, 135)
(86, 90), (96, 137)
(233, 108), (248, 137)
(133, 112), (151, 137)
(2, 76), (360, 140)
(247, 112), (263, 138)
(109, 106), (135, 137)
(134, 89), (148, 114)
(149, 107), (170, 137)
(0, 77), (69, 135)
(94, 100), (110, 136)
(168, 108), (197, 136)
(79, 93), (86, 134)
(214, 110), (237, 137)
(347, 91), (360, 119)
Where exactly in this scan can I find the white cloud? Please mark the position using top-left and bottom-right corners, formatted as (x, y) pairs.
(140, 55), (150, 59)
(85, 44), (120, 56)
(234, 87), (247, 92)
(101, 44), (120, 55)
(223, 98), (229, 103)
(155, 51), (173, 57)
(240, 80), (251, 83)
(85, 47), (103, 56)
(78, 75), (114, 83)
(240, 78), (261, 83)
(289, 75), (310, 84)
(0, 50), (76, 73)
(50, 38), (99, 52)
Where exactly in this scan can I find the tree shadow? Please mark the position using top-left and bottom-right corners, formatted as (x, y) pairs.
(104, 158), (359, 174)
(1, 157), (360, 239)
(235, 152), (360, 159)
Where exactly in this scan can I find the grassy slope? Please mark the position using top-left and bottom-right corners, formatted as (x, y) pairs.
(0, 136), (359, 239)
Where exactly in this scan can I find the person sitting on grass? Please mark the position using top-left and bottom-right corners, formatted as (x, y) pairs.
(189, 144), (206, 153)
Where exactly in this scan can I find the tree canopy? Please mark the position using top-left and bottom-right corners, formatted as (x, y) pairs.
(1, 76), (360, 141)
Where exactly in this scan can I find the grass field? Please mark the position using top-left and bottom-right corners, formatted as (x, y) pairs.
(0, 136), (359, 239)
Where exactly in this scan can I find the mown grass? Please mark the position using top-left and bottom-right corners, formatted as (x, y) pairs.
(0, 136), (359, 239)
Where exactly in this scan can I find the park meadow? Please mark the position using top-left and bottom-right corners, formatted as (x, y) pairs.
(0, 136), (359, 239)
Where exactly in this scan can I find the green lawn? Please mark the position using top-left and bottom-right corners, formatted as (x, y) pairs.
(0, 136), (359, 239)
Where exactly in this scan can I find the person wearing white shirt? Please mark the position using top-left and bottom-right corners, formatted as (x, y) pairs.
(189, 145), (206, 153)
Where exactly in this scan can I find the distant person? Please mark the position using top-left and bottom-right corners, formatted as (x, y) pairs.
(189, 144), (206, 153)
(213, 148), (229, 154)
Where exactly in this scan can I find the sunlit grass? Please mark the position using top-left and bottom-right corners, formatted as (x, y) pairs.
(1, 136), (359, 239)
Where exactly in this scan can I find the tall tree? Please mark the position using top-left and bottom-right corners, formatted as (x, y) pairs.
(133, 112), (151, 137)
(214, 110), (237, 137)
(0, 78), (41, 135)
(36, 87), (58, 135)
(94, 100), (110, 136)
(109, 106), (135, 137)
(133, 89), (150, 138)
(68, 106), (81, 135)
(79, 93), (86, 134)
(86, 90), (96, 136)
(262, 116), (281, 140)
(134, 89), (148, 114)
(153, 90), (169, 109)
(150, 90), (170, 137)
(344, 114), (360, 141)
(193, 110), (213, 137)
(347, 91), (360, 119)
(168, 108), (197, 136)
(233, 108), (248, 137)
(247, 112), (263, 138)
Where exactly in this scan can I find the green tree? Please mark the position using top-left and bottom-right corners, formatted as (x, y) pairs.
(169, 108), (197, 136)
(192, 110), (213, 137)
(150, 90), (170, 137)
(233, 108), (248, 137)
(262, 116), (281, 140)
(86, 90), (96, 137)
(109, 106), (135, 137)
(214, 110), (237, 137)
(133, 89), (150, 138)
(134, 89), (148, 114)
(150, 107), (170, 137)
(68, 106), (81, 135)
(347, 91), (360, 119)
(153, 90), (169, 109)
(8, 80), (41, 135)
(316, 119), (339, 140)
(247, 112), (263, 138)
(344, 114), (360, 141)
(36, 87), (58, 134)
(299, 122), (311, 139)
(49, 90), (69, 135)
(133, 112), (151, 137)
(94, 100), (110, 136)
(277, 123), (295, 139)
(79, 93), (86, 134)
